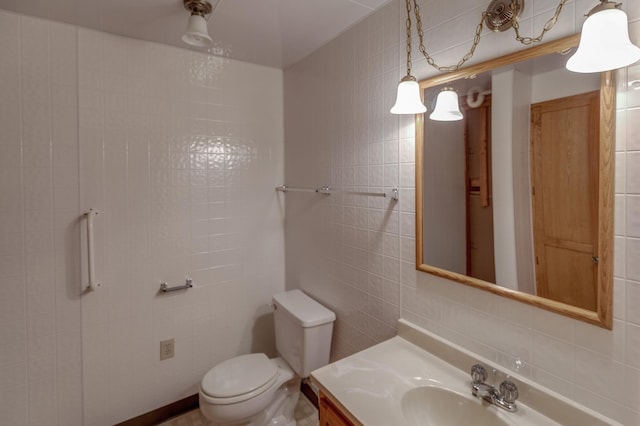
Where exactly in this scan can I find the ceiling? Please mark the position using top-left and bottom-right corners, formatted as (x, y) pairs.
(0, 0), (391, 68)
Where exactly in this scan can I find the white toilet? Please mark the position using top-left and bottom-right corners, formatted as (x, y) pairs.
(199, 289), (336, 426)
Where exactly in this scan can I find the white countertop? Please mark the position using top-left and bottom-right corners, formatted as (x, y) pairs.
(311, 319), (619, 426)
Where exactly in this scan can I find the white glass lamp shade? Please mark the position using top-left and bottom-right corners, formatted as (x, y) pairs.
(429, 89), (463, 121)
(182, 14), (213, 47)
(566, 8), (640, 73)
(390, 78), (427, 114)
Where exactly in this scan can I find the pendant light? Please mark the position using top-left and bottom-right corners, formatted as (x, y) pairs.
(566, 0), (640, 72)
(390, 0), (427, 115)
(429, 88), (463, 121)
(391, 76), (427, 114)
(182, 0), (214, 48)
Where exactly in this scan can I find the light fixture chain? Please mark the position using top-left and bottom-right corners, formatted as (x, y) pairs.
(511, 0), (568, 45)
(405, 0), (413, 77)
(413, 0), (487, 72)
(410, 0), (569, 72)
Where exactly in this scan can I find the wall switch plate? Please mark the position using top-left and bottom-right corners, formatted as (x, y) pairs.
(160, 338), (174, 360)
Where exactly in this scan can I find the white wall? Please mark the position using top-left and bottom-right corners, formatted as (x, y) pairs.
(0, 11), (285, 426)
(423, 119), (466, 275)
(491, 68), (519, 289)
(532, 67), (600, 103)
(283, 0), (640, 424)
(511, 68), (536, 294)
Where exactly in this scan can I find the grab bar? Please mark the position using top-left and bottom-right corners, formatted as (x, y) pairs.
(83, 209), (99, 291)
(159, 278), (193, 293)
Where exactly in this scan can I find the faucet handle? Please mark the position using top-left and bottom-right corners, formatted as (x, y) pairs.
(470, 364), (488, 384)
(499, 380), (519, 403)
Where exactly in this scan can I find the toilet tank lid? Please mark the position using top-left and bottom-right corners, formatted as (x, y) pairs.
(272, 290), (336, 327)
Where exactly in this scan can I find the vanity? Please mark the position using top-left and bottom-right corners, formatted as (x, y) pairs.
(311, 319), (619, 426)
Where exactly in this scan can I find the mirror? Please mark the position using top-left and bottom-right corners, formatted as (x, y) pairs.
(415, 35), (615, 329)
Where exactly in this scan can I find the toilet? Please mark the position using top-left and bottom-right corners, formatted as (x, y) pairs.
(199, 289), (336, 425)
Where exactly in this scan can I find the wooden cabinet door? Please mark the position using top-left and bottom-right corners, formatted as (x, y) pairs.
(319, 391), (354, 426)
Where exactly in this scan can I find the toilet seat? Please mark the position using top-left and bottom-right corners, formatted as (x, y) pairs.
(201, 353), (278, 405)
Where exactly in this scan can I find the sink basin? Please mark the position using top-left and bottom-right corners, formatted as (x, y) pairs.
(401, 386), (509, 426)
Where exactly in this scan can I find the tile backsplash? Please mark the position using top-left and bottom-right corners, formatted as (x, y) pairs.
(284, 0), (640, 424)
(0, 11), (284, 426)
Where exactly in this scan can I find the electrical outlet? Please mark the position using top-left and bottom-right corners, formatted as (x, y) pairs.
(160, 338), (174, 360)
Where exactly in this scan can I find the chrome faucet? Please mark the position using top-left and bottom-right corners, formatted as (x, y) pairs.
(470, 364), (518, 412)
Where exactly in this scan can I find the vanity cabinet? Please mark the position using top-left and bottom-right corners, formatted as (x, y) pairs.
(319, 390), (355, 426)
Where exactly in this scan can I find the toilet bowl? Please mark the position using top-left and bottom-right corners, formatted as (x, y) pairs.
(198, 290), (335, 426)
(199, 355), (298, 425)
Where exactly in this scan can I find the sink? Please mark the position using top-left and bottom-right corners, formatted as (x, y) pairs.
(401, 386), (509, 426)
(311, 321), (620, 426)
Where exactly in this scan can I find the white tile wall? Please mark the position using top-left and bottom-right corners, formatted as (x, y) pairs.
(0, 13), (83, 426)
(0, 10), (285, 426)
(284, 0), (640, 424)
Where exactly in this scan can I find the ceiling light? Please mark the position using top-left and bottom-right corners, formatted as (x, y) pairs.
(182, 0), (213, 48)
(430, 88), (463, 121)
(566, 1), (640, 73)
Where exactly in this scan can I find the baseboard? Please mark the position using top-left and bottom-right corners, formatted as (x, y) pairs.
(114, 394), (199, 426)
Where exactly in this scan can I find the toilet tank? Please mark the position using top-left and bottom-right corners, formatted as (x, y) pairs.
(272, 290), (336, 378)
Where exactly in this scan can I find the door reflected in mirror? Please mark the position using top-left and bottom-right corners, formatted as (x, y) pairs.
(416, 35), (615, 329)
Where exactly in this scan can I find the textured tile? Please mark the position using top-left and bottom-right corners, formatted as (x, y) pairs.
(628, 238), (640, 281)
(614, 278), (626, 321)
(628, 195), (640, 237)
(574, 319), (625, 363)
(494, 320), (533, 364)
(616, 108), (627, 152)
(627, 323), (640, 369)
(532, 307), (573, 342)
(627, 108), (640, 151)
(628, 152), (640, 194)
(575, 348), (627, 404)
(530, 366), (574, 399)
(627, 280), (640, 325)
(616, 194), (626, 236)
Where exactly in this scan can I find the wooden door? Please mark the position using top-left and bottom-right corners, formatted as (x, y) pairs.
(530, 91), (599, 310)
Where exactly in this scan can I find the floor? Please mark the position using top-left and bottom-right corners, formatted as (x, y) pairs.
(157, 393), (319, 426)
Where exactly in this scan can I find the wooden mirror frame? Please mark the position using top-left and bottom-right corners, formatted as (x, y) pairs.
(415, 34), (615, 329)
